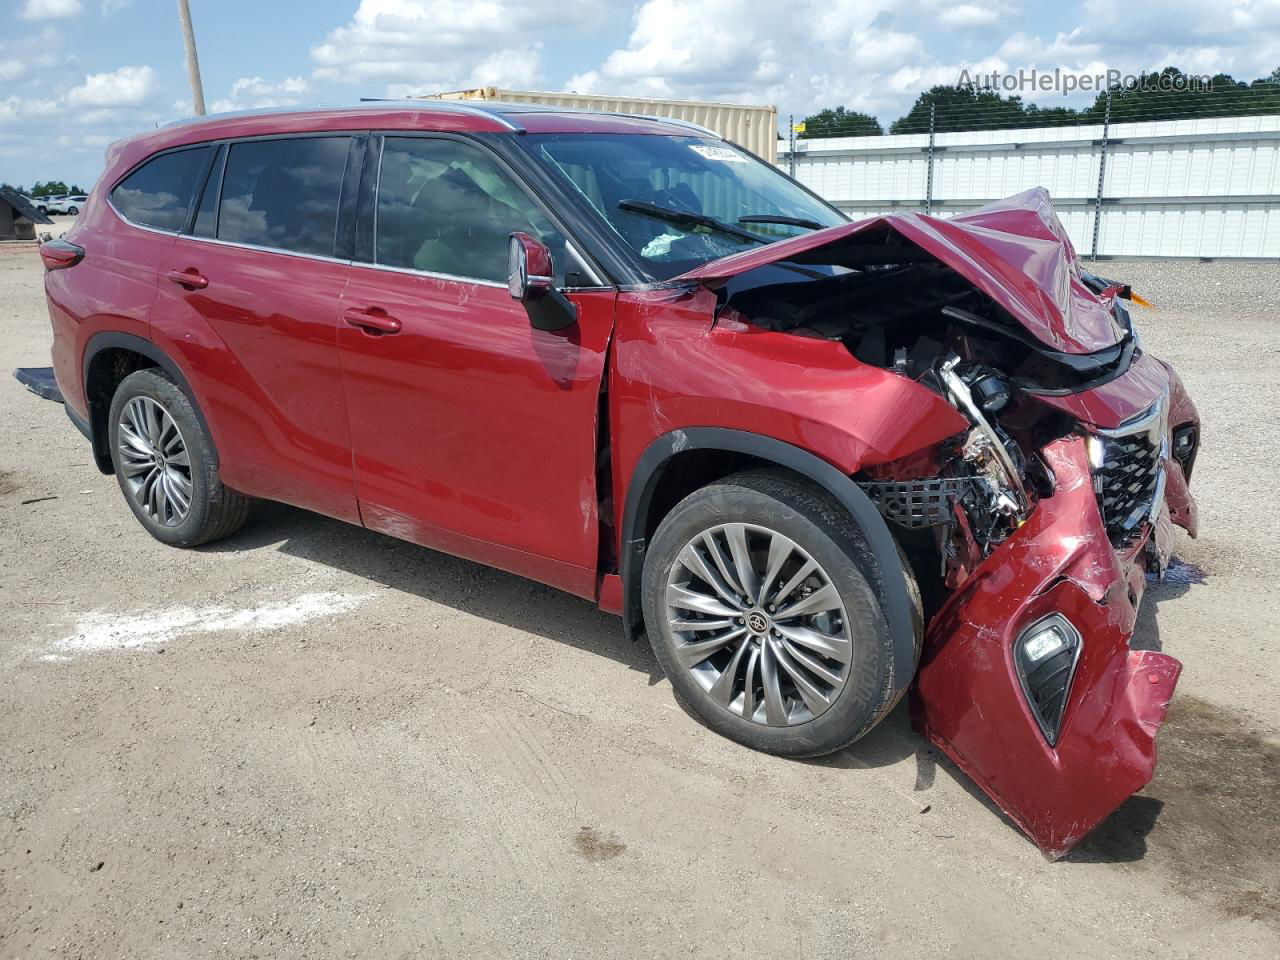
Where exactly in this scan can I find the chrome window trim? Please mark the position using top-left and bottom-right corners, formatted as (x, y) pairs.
(178, 232), (352, 266)
(105, 197), (183, 238)
(109, 197), (612, 286)
(347, 258), (614, 293)
(350, 259), (506, 288)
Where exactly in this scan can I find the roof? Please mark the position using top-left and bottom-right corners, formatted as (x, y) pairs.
(98, 100), (718, 187)
(0, 187), (53, 225)
(156, 99), (716, 141)
(94, 100), (718, 194)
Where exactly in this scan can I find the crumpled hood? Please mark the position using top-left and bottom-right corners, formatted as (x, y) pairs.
(674, 187), (1124, 355)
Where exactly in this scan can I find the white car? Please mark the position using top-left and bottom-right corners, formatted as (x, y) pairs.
(48, 195), (87, 215)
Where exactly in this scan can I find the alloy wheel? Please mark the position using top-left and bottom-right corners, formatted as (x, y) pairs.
(117, 396), (194, 527)
(664, 522), (852, 726)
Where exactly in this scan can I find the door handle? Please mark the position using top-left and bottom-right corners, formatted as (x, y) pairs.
(166, 268), (208, 290)
(343, 308), (402, 335)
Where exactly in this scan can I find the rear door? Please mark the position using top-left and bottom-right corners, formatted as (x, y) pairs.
(337, 134), (615, 597)
(151, 134), (361, 523)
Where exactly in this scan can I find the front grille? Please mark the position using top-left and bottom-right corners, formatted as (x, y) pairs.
(1093, 402), (1167, 541)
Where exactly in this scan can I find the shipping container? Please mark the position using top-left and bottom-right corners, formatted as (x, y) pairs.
(423, 88), (779, 163)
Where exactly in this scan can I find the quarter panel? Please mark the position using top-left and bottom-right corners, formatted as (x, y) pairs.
(46, 216), (176, 417)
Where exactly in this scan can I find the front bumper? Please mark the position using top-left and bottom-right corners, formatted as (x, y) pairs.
(911, 435), (1184, 858)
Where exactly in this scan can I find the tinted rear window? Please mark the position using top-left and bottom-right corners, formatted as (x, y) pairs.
(217, 137), (351, 256)
(111, 147), (210, 231)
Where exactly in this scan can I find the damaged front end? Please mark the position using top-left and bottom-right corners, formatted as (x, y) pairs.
(679, 188), (1200, 857)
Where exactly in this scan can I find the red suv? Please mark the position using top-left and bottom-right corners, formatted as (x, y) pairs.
(41, 102), (1200, 857)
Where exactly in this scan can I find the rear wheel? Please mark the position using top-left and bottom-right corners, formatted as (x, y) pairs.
(107, 368), (250, 547)
(641, 470), (913, 757)
(67, 206), (79, 215)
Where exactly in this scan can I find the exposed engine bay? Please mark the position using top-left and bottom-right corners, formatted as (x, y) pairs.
(710, 221), (1191, 594)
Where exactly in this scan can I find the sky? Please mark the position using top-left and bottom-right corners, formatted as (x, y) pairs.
(2, 0), (1279, 189)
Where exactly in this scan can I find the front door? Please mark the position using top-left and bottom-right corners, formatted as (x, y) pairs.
(337, 135), (615, 598)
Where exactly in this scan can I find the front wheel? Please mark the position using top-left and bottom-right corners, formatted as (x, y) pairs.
(67, 206), (79, 215)
(641, 471), (914, 758)
(107, 368), (251, 547)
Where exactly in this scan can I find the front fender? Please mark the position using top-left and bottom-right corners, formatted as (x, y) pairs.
(610, 287), (967, 483)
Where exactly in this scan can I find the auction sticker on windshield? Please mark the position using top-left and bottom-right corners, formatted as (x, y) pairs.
(690, 144), (747, 162)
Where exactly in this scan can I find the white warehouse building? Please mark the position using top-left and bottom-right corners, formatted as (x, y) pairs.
(780, 114), (1280, 259)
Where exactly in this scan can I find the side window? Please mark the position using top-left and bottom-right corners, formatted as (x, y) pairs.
(191, 144), (227, 239)
(374, 137), (571, 285)
(110, 146), (210, 231)
(217, 137), (351, 256)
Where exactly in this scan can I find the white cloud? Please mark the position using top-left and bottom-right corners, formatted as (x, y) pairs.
(19, 0), (83, 19)
(570, 0), (1280, 127)
(1001, 1), (1280, 90)
(568, 0), (933, 118)
(938, 4), (1003, 27)
(310, 0), (604, 95)
(209, 75), (310, 113)
(0, 93), (62, 124)
(65, 65), (157, 107)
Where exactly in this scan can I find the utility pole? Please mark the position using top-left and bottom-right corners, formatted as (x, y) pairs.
(176, 0), (206, 116)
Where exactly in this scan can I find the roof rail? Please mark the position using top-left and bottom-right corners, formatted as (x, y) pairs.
(604, 112), (721, 139)
(358, 97), (524, 133)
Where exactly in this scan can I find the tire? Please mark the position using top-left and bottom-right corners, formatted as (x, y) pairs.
(67, 206), (78, 216)
(107, 368), (251, 547)
(641, 470), (919, 758)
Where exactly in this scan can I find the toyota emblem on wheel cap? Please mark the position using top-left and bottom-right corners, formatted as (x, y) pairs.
(747, 612), (769, 634)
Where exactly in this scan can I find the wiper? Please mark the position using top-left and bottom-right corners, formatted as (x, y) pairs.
(618, 199), (767, 245)
(737, 214), (825, 231)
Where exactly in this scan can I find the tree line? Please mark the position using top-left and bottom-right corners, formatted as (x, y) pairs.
(0, 180), (87, 197)
(799, 66), (1280, 138)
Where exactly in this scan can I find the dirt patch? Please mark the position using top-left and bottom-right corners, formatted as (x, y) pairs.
(573, 826), (626, 863)
(0, 470), (17, 496)
(1077, 695), (1280, 925)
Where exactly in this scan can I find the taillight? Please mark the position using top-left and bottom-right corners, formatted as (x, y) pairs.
(40, 238), (84, 271)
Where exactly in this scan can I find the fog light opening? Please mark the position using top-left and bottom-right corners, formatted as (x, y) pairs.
(1014, 614), (1083, 747)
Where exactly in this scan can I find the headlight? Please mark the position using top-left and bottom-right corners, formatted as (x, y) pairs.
(1014, 614), (1082, 746)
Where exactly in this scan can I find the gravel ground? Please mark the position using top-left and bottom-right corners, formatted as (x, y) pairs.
(1, 246), (1278, 959)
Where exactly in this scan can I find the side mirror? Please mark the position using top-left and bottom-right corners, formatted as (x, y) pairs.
(507, 232), (554, 302)
(507, 231), (577, 332)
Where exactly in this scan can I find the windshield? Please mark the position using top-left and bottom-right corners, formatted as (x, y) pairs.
(520, 133), (847, 281)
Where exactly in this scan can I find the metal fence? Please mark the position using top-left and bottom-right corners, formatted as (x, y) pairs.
(779, 112), (1280, 258)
